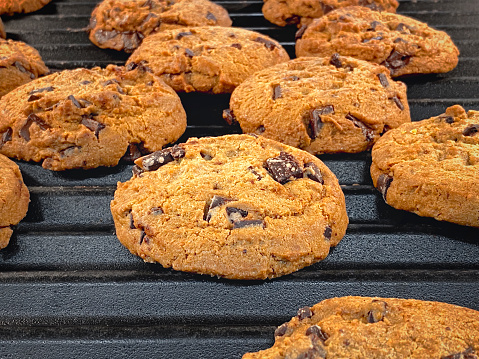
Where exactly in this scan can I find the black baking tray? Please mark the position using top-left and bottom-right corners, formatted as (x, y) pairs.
(1, 0), (479, 357)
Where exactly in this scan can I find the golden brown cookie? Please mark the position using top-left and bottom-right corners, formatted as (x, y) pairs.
(0, 38), (49, 99)
(262, 0), (398, 28)
(88, 0), (232, 53)
(226, 55), (410, 154)
(296, 6), (460, 77)
(371, 105), (479, 227)
(242, 296), (479, 359)
(0, 64), (187, 171)
(0, 154), (29, 249)
(111, 134), (348, 280)
(127, 26), (290, 93)
(0, 18), (6, 38)
(0, 0), (52, 15)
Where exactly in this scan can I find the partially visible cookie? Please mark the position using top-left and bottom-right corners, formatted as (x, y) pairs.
(0, 18), (6, 38)
(127, 26), (290, 93)
(0, 38), (49, 99)
(226, 55), (410, 154)
(111, 134), (348, 279)
(262, 0), (398, 28)
(0, 0), (52, 15)
(0, 64), (187, 171)
(371, 105), (479, 227)
(296, 6), (460, 77)
(0, 154), (29, 249)
(242, 296), (479, 358)
(88, 0), (232, 53)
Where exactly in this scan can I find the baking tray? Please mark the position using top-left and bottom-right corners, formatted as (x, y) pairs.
(0, 0), (478, 357)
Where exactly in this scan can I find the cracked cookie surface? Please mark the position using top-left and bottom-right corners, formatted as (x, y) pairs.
(262, 0), (398, 28)
(227, 55), (410, 154)
(0, 64), (186, 170)
(371, 105), (479, 227)
(126, 26), (290, 93)
(110, 134), (348, 279)
(242, 296), (479, 359)
(88, 0), (232, 53)
(0, 154), (29, 249)
(296, 6), (459, 77)
(0, 38), (49, 99)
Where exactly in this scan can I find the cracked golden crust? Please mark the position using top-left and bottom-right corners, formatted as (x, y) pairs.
(88, 0), (232, 52)
(296, 6), (459, 77)
(243, 296), (479, 358)
(0, 0), (52, 15)
(127, 26), (290, 93)
(0, 65), (186, 171)
(111, 134), (348, 280)
(0, 154), (29, 249)
(371, 105), (479, 227)
(262, 0), (398, 28)
(228, 56), (410, 154)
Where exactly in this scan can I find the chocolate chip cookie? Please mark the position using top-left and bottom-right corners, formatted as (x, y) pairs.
(88, 0), (232, 53)
(111, 134), (348, 279)
(242, 296), (479, 358)
(371, 105), (479, 227)
(0, 18), (6, 39)
(296, 6), (460, 77)
(0, 0), (52, 15)
(126, 26), (290, 93)
(0, 38), (49, 99)
(226, 55), (410, 154)
(0, 154), (29, 249)
(0, 64), (187, 171)
(262, 0), (398, 28)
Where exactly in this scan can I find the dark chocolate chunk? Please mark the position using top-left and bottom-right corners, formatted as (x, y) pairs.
(297, 306), (313, 320)
(81, 115), (105, 138)
(150, 207), (164, 215)
(68, 95), (82, 109)
(463, 124), (479, 136)
(102, 78), (119, 87)
(257, 125), (265, 133)
(223, 109), (237, 125)
(323, 226), (332, 240)
(272, 84), (282, 100)
(231, 43), (242, 50)
(29, 86), (54, 95)
(295, 24), (308, 40)
(204, 195), (231, 221)
(126, 60), (149, 71)
(367, 20), (381, 31)
(94, 29), (119, 43)
(132, 165), (144, 177)
(20, 114), (50, 141)
(274, 323), (289, 337)
(377, 73), (389, 88)
(265, 152), (303, 184)
(303, 162), (324, 184)
(122, 143), (148, 162)
(382, 50), (411, 74)
(139, 231), (146, 245)
(254, 37), (277, 50)
(233, 220), (265, 229)
(0, 128), (12, 149)
(79, 81), (91, 85)
(184, 48), (194, 58)
(306, 106), (335, 139)
(346, 114), (374, 142)
(320, 2), (334, 14)
(121, 31), (144, 52)
(391, 95), (404, 111)
(396, 23), (411, 33)
(129, 213), (135, 229)
(377, 173), (393, 202)
(27, 95), (40, 102)
(176, 31), (193, 40)
(367, 310), (379, 323)
(363, 35), (383, 43)
(329, 53), (342, 68)
(226, 207), (248, 223)
(438, 115), (454, 124)
(285, 15), (300, 25)
(206, 11), (217, 22)
(442, 347), (478, 359)
(393, 37), (408, 44)
(305, 325), (329, 342)
(14, 61), (34, 79)
(136, 145), (185, 172)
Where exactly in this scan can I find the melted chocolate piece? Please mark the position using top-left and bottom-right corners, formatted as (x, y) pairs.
(132, 165), (143, 177)
(204, 195), (231, 221)
(0, 128), (12, 149)
(233, 220), (265, 229)
(29, 86), (54, 95)
(274, 323), (289, 337)
(139, 231), (147, 245)
(184, 48), (194, 58)
(226, 207), (248, 224)
(295, 25), (308, 40)
(129, 213), (135, 229)
(329, 53), (342, 68)
(254, 37), (277, 50)
(20, 114), (50, 141)
(122, 143), (149, 162)
(231, 43), (242, 50)
(442, 348), (478, 359)
(438, 115), (454, 124)
(305, 325), (329, 342)
(320, 2), (334, 14)
(346, 114), (374, 142)
(81, 115), (105, 138)
(68, 95), (82, 109)
(392, 95), (404, 111)
(27, 95), (40, 102)
(377, 173), (393, 202)
(463, 124), (479, 136)
(368, 20), (381, 31)
(257, 125), (265, 133)
(176, 31), (193, 40)
(396, 23), (412, 33)
(303, 162), (324, 184)
(297, 306), (313, 320)
(272, 84), (282, 100)
(306, 106), (334, 139)
(136, 145), (185, 172)
(377, 73), (389, 88)
(79, 81), (91, 85)
(265, 152), (303, 184)
(14, 61), (34, 79)
(323, 226), (332, 240)
(126, 60), (149, 72)
(362, 35), (383, 43)
(206, 11), (217, 22)
(382, 50), (412, 74)
(222, 109), (237, 125)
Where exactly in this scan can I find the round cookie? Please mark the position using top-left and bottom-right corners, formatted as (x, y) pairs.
(262, 0), (398, 28)
(0, 38), (49, 99)
(0, 64), (187, 171)
(0, 154), (29, 250)
(242, 296), (479, 358)
(226, 55), (410, 154)
(371, 105), (479, 227)
(0, 18), (6, 39)
(296, 6), (460, 77)
(0, 0), (52, 15)
(126, 26), (290, 93)
(110, 134), (348, 280)
(88, 0), (232, 53)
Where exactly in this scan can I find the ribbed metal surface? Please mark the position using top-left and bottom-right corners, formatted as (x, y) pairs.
(1, 0), (479, 357)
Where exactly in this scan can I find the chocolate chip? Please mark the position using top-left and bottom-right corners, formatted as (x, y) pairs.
(184, 48), (194, 58)
(254, 37), (277, 50)
(204, 195), (231, 221)
(396, 23), (411, 33)
(122, 143), (149, 162)
(463, 124), (479, 136)
(303, 162), (324, 184)
(346, 114), (374, 142)
(226, 207), (248, 224)
(206, 11), (216, 22)
(297, 306), (313, 320)
(442, 347), (478, 359)
(122, 31), (144, 52)
(141, 0), (154, 8)
(320, 2), (334, 14)
(102, 79), (119, 87)
(94, 29), (119, 43)
(14, 61), (34, 78)
(439, 115), (454, 124)
(139, 231), (146, 245)
(377, 173), (393, 202)
(150, 207), (163, 215)
(79, 81), (91, 85)
(285, 15), (300, 25)
(129, 213), (135, 229)
(136, 145), (185, 172)
(247, 166), (262, 180)
(176, 31), (192, 40)
(126, 60), (149, 71)
(29, 86), (54, 95)
(363, 35), (383, 43)
(0, 128), (12, 149)
(265, 152), (303, 184)
(257, 125), (266, 134)
(367, 310), (378, 323)
(223, 109), (237, 125)
(233, 220), (265, 229)
(68, 95), (82, 109)
(295, 25), (308, 40)
(377, 73), (389, 88)
(329, 53), (342, 68)
(391, 95), (404, 111)
(272, 84), (282, 100)
(393, 38), (408, 44)
(323, 226), (332, 240)
(20, 114), (50, 141)
(306, 106), (334, 139)
(305, 325), (329, 342)
(382, 50), (411, 74)
(27, 95), (41, 102)
(274, 323), (289, 337)
(132, 165), (143, 177)
(368, 21), (381, 31)
(81, 115), (105, 138)
(231, 43), (242, 50)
